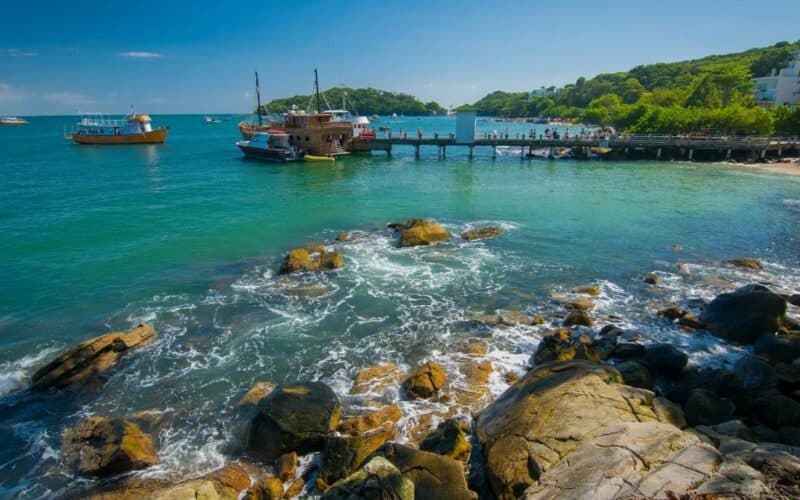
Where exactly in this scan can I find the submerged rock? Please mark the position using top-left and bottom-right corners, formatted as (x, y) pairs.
(572, 284), (601, 297)
(420, 417), (471, 463)
(461, 226), (503, 241)
(643, 272), (660, 285)
(476, 361), (682, 499)
(378, 443), (475, 500)
(321, 456), (414, 500)
(391, 219), (450, 247)
(248, 382), (341, 460)
(350, 362), (404, 396)
(402, 362), (447, 399)
(32, 324), (156, 391)
(701, 284), (786, 344)
(279, 245), (344, 274)
(563, 309), (592, 327)
(754, 332), (800, 365)
(62, 416), (158, 478)
(238, 381), (276, 407)
(727, 257), (764, 270)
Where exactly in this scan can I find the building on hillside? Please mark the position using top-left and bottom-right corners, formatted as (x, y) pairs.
(753, 51), (800, 106)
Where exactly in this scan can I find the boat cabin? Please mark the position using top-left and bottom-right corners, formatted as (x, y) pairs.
(284, 112), (353, 156)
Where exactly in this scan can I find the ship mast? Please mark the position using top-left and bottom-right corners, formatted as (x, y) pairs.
(255, 71), (263, 126)
(314, 68), (321, 114)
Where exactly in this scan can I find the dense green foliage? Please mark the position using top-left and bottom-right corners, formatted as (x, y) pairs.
(261, 87), (445, 116)
(461, 40), (800, 135)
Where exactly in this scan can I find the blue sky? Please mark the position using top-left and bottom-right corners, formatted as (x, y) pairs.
(1, 0), (799, 115)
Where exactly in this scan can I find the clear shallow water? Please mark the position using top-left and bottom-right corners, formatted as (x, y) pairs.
(2, 115), (800, 497)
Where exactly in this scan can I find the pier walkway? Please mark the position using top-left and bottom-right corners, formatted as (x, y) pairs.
(366, 134), (800, 161)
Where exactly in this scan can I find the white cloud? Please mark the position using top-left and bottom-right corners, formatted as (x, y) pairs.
(3, 48), (38, 57)
(43, 91), (96, 107)
(118, 51), (164, 59)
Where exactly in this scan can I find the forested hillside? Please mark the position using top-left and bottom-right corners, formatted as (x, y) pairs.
(460, 41), (800, 135)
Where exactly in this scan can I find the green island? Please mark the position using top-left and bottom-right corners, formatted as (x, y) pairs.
(261, 87), (446, 116)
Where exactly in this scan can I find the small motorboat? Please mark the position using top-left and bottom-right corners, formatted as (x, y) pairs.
(236, 131), (302, 162)
(204, 115), (221, 124)
(0, 116), (29, 125)
(304, 154), (335, 163)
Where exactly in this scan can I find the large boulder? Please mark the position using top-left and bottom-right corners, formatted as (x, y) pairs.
(615, 360), (653, 389)
(248, 382), (341, 460)
(32, 324), (156, 391)
(531, 330), (606, 366)
(402, 362), (447, 399)
(322, 456), (414, 500)
(524, 422), (721, 500)
(642, 343), (688, 379)
(244, 476), (284, 500)
(685, 388), (736, 426)
(392, 219), (451, 247)
(701, 284), (787, 344)
(476, 361), (685, 499)
(378, 443), (475, 500)
(754, 332), (800, 365)
(62, 416), (158, 478)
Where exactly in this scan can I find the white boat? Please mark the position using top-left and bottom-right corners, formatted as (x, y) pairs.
(0, 116), (28, 125)
(236, 131), (303, 162)
(204, 115), (221, 124)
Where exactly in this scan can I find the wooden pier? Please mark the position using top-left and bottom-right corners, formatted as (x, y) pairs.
(365, 134), (800, 162)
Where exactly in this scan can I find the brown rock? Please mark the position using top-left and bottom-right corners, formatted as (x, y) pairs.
(573, 284), (601, 297)
(728, 258), (764, 270)
(563, 309), (592, 327)
(335, 232), (352, 242)
(461, 226), (503, 241)
(476, 361), (675, 499)
(238, 381), (276, 407)
(284, 477), (305, 498)
(62, 416), (158, 477)
(402, 362), (447, 399)
(338, 405), (402, 435)
(456, 338), (489, 357)
(276, 452), (297, 482)
(420, 418), (471, 463)
(244, 476), (283, 500)
(350, 362), (404, 395)
(32, 324), (156, 391)
(378, 443), (475, 500)
(279, 245), (344, 274)
(658, 305), (688, 320)
(319, 423), (396, 485)
(393, 219), (451, 247)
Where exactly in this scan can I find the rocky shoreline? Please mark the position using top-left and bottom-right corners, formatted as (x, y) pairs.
(24, 220), (800, 499)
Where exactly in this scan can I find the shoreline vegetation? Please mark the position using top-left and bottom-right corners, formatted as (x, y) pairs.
(29, 219), (800, 499)
(261, 40), (800, 138)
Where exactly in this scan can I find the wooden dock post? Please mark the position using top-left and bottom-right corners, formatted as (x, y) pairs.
(414, 143), (420, 160)
(761, 149), (767, 160)
(442, 145), (447, 159)
(726, 149), (732, 160)
(468, 145), (474, 159)
(656, 148), (662, 160)
(492, 144), (497, 160)
(688, 149), (694, 161)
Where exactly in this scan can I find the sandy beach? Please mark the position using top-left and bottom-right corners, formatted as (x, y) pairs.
(719, 159), (800, 177)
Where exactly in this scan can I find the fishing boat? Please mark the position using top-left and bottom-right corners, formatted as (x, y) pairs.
(0, 116), (28, 125)
(67, 113), (168, 145)
(236, 131), (302, 162)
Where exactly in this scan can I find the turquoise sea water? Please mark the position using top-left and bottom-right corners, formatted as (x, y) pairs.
(2, 115), (800, 497)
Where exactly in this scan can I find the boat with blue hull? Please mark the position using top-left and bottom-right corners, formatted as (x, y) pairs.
(236, 131), (303, 163)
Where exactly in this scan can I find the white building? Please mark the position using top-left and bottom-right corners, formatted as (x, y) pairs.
(753, 51), (800, 106)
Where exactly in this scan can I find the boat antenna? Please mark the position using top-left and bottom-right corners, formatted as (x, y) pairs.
(314, 68), (322, 113)
(255, 71), (263, 126)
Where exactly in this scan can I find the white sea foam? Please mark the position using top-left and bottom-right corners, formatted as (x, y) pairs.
(0, 346), (61, 396)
